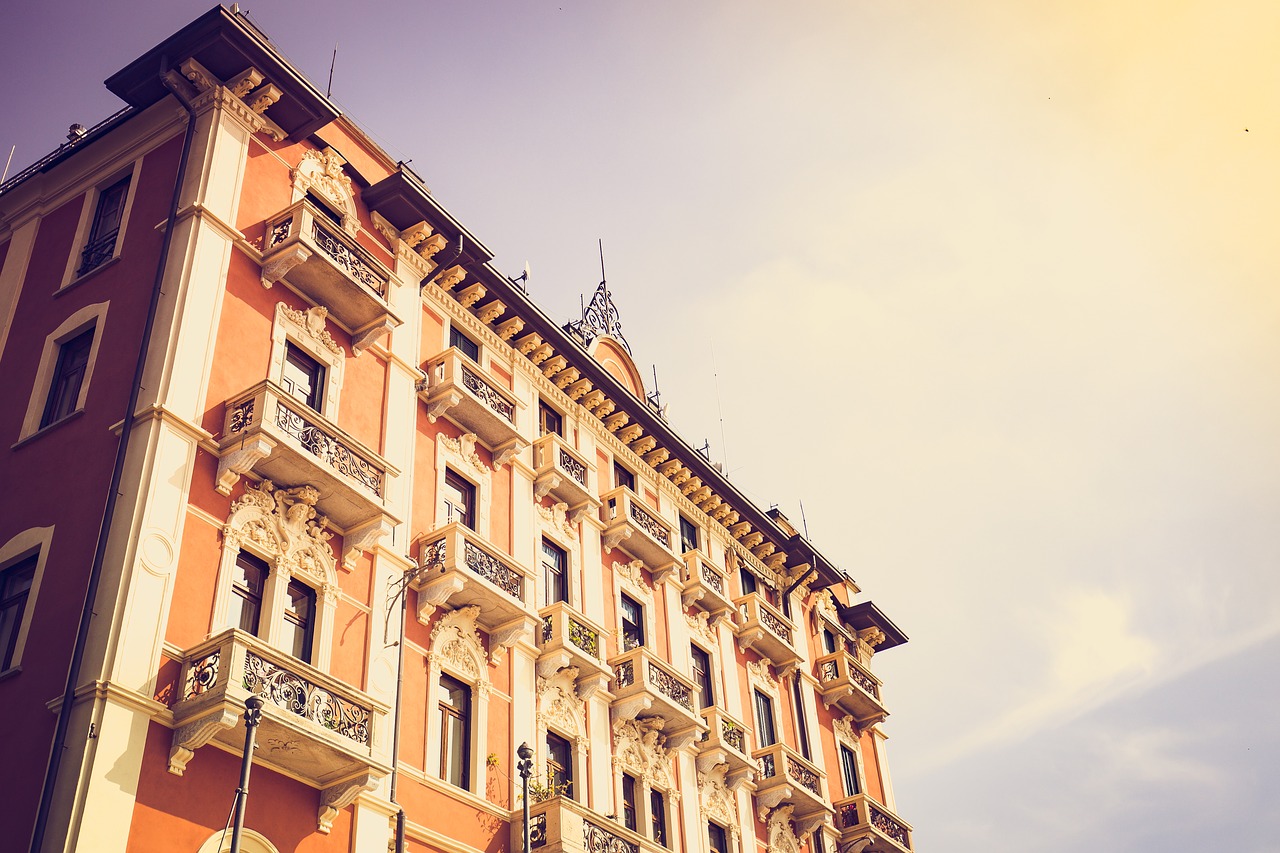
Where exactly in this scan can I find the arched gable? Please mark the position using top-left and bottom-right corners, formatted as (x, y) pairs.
(590, 336), (646, 399)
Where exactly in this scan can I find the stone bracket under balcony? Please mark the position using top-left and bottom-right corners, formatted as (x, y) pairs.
(608, 646), (706, 750)
(816, 651), (889, 728)
(696, 706), (758, 788)
(419, 348), (527, 465)
(753, 742), (831, 832)
(734, 593), (802, 673)
(533, 434), (600, 521)
(169, 629), (391, 832)
(679, 551), (734, 621)
(216, 381), (400, 543)
(412, 523), (540, 663)
(260, 199), (402, 354)
(537, 603), (613, 699)
(600, 487), (678, 576)
(834, 794), (913, 853)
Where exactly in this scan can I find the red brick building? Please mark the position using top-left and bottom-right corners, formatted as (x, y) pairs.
(0, 7), (912, 853)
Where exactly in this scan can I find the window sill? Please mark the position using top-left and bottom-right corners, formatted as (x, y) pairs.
(56, 254), (121, 297)
(0, 666), (22, 684)
(11, 408), (85, 450)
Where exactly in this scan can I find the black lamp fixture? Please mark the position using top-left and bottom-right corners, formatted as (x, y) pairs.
(517, 741), (534, 853)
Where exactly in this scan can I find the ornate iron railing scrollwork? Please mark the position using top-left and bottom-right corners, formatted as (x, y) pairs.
(850, 661), (881, 699)
(568, 618), (600, 658)
(838, 802), (859, 829)
(628, 502), (670, 548)
(460, 366), (515, 422)
(701, 563), (725, 594)
(614, 660), (635, 689)
(272, 401), (384, 496)
(871, 805), (911, 848)
(184, 650), (221, 700)
(463, 541), (522, 599)
(241, 650), (372, 745)
(648, 662), (692, 710)
(584, 819), (639, 853)
(311, 220), (387, 297)
(229, 400), (255, 434)
(760, 754), (776, 778)
(420, 538), (447, 570)
(542, 616), (553, 644)
(78, 230), (119, 275)
(721, 719), (746, 753)
(558, 448), (588, 487)
(530, 813), (548, 848)
(269, 216), (293, 247)
(759, 606), (792, 643)
(820, 660), (839, 682)
(787, 758), (822, 795)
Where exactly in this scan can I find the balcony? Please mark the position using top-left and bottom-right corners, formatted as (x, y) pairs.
(261, 200), (401, 351)
(696, 705), (757, 787)
(168, 629), (390, 831)
(419, 348), (526, 465)
(520, 796), (664, 853)
(679, 551), (734, 621)
(834, 794), (914, 853)
(733, 593), (801, 672)
(753, 742), (831, 834)
(533, 433), (599, 519)
(608, 646), (705, 749)
(538, 601), (613, 698)
(411, 522), (539, 658)
(216, 380), (398, 530)
(816, 650), (889, 727)
(600, 487), (677, 576)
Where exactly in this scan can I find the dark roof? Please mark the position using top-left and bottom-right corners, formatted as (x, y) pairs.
(839, 600), (908, 650)
(104, 5), (339, 141)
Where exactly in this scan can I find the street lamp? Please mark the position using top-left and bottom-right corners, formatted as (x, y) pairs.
(229, 695), (264, 853)
(517, 741), (534, 853)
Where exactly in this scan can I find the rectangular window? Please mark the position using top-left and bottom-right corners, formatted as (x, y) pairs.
(839, 744), (862, 796)
(691, 644), (714, 709)
(739, 566), (758, 596)
(78, 176), (129, 275)
(41, 328), (95, 428)
(822, 628), (837, 654)
(543, 539), (568, 606)
(650, 789), (668, 847)
(439, 673), (471, 788)
(283, 579), (315, 661)
(450, 326), (479, 362)
(442, 470), (476, 529)
(0, 556), (37, 671)
(622, 773), (638, 831)
(539, 401), (562, 437)
(227, 551), (266, 636)
(547, 731), (574, 799)
(620, 593), (645, 651)
(793, 677), (812, 760)
(679, 515), (699, 554)
(753, 689), (776, 748)
(281, 342), (324, 411)
(613, 462), (634, 492)
(708, 823), (729, 853)
(306, 190), (343, 226)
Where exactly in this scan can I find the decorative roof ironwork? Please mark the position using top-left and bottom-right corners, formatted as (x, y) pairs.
(565, 279), (630, 354)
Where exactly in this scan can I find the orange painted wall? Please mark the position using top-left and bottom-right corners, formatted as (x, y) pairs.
(860, 731), (885, 803)
(165, 511), (222, 648)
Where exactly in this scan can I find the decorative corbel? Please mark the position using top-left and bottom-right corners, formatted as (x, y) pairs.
(487, 614), (538, 664)
(317, 773), (380, 833)
(457, 283), (487, 309)
(168, 710), (239, 775)
(215, 436), (275, 495)
(351, 317), (397, 355)
(342, 517), (393, 570)
(260, 244), (311, 288)
(496, 317), (525, 341)
(227, 67), (265, 99)
(493, 437), (526, 469)
(602, 526), (632, 553)
(477, 300), (506, 324)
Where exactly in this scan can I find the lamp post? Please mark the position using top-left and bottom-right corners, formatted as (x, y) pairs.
(517, 741), (534, 853)
(229, 695), (264, 853)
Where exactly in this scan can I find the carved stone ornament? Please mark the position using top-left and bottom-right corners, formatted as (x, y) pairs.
(277, 303), (344, 357)
(698, 764), (739, 837)
(747, 659), (778, 691)
(766, 805), (802, 853)
(613, 559), (653, 598)
(612, 717), (673, 791)
(223, 480), (336, 588)
(538, 666), (587, 747)
(429, 604), (488, 683)
(832, 714), (859, 746)
(537, 502), (577, 541)
(685, 611), (716, 644)
(440, 433), (491, 476)
(292, 147), (359, 235)
(318, 772), (379, 833)
(814, 589), (839, 625)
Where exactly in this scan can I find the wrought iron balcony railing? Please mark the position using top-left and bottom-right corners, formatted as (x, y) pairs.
(733, 592), (801, 672)
(607, 645), (705, 749)
(538, 601), (613, 698)
(77, 229), (120, 275)
(696, 705), (757, 786)
(533, 433), (598, 516)
(216, 380), (398, 531)
(411, 522), (539, 658)
(600, 487), (677, 576)
(418, 348), (527, 465)
(816, 649), (889, 727)
(260, 199), (401, 353)
(679, 550), (734, 620)
(834, 793), (914, 853)
(520, 796), (669, 853)
(753, 741), (831, 833)
(168, 629), (390, 802)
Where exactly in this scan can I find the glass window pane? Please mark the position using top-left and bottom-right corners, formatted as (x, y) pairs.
(450, 327), (479, 362)
(42, 328), (95, 427)
(754, 690), (776, 747)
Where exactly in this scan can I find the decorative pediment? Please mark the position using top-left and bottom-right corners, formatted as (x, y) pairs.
(440, 433), (491, 477)
(277, 303), (344, 357)
(698, 764), (740, 836)
(747, 659), (778, 691)
(685, 611), (716, 644)
(223, 480), (336, 588)
(292, 147), (359, 235)
(612, 717), (674, 791)
(537, 502), (577, 540)
(429, 604), (488, 685)
(832, 714), (859, 746)
(613, 559), (653, 599)
(538, 666), (587, 746)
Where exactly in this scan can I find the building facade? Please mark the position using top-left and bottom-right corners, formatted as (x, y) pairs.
(0, 7), (913, 853)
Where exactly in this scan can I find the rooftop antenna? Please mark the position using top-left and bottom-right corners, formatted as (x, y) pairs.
(696, 439), (711, 460)
(1, 145), (14, 184)
(509, 261), (530, 290)
(326, 44), (338, 98)
(647, 364), (663, 413)
(799, 499), (810, 538)
(598, 238), (607, 290)
(710, 340), (730, 472)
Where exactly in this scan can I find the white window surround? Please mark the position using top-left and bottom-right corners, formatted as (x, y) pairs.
(289, 147), (360, 237)
(536, 666), (589, 799)
(612, 717), (680, 850)
(19, 301), (109, 440)
(211, 480), (339, 671)
(59, 160), (144, 290)
(698, 764), (742, 853)
(269, 302), (345, 421)
(536, 503), (581, 609)
(424, 605), (491, 798)
(746, 660), (783, 750)
(612, 559), (658, 653)
(434, 433), (493, 538)
(832, 715), (867, 798)
(0, 526), (55, 673)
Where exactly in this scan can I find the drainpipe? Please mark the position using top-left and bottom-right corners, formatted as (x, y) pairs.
(421, 232), (464, 289)
(781, 567), (817, 621)
(29, 63), (198, 853)
(390, 565), (411, 853)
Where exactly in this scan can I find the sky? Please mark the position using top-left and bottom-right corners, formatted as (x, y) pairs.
(4, 2), (1279, 851)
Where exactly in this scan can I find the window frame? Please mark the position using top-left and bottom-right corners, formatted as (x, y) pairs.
(20, 302), (108, 441)
(546, 730), (574, 799)
(280, 341), (326, 412)
(282, 577), (317, 661)
(268, 302), (345, 422)
(678, 514), (700, 554)
(620, 592), (645, 651)
(691, 643), (715, 709)
(441, 468), (478, 530)
(0, 527), (54, 675)
(621, 772), (639, 832)
(542, 538), (569, 607)
(61, 162), (142, 288)
(839, 742), (863, 797)
(753, 688), (777, 748)
(227, 550), (267, 636)
(538, 400), (563, 438)
(449, 325), (480, 363)
(708, 822), (730, 853)
(438, 671), (472, 790)
(649, 788), (669, 848)
(613, 461), (635, 492)
(39, 327), (96, 429)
